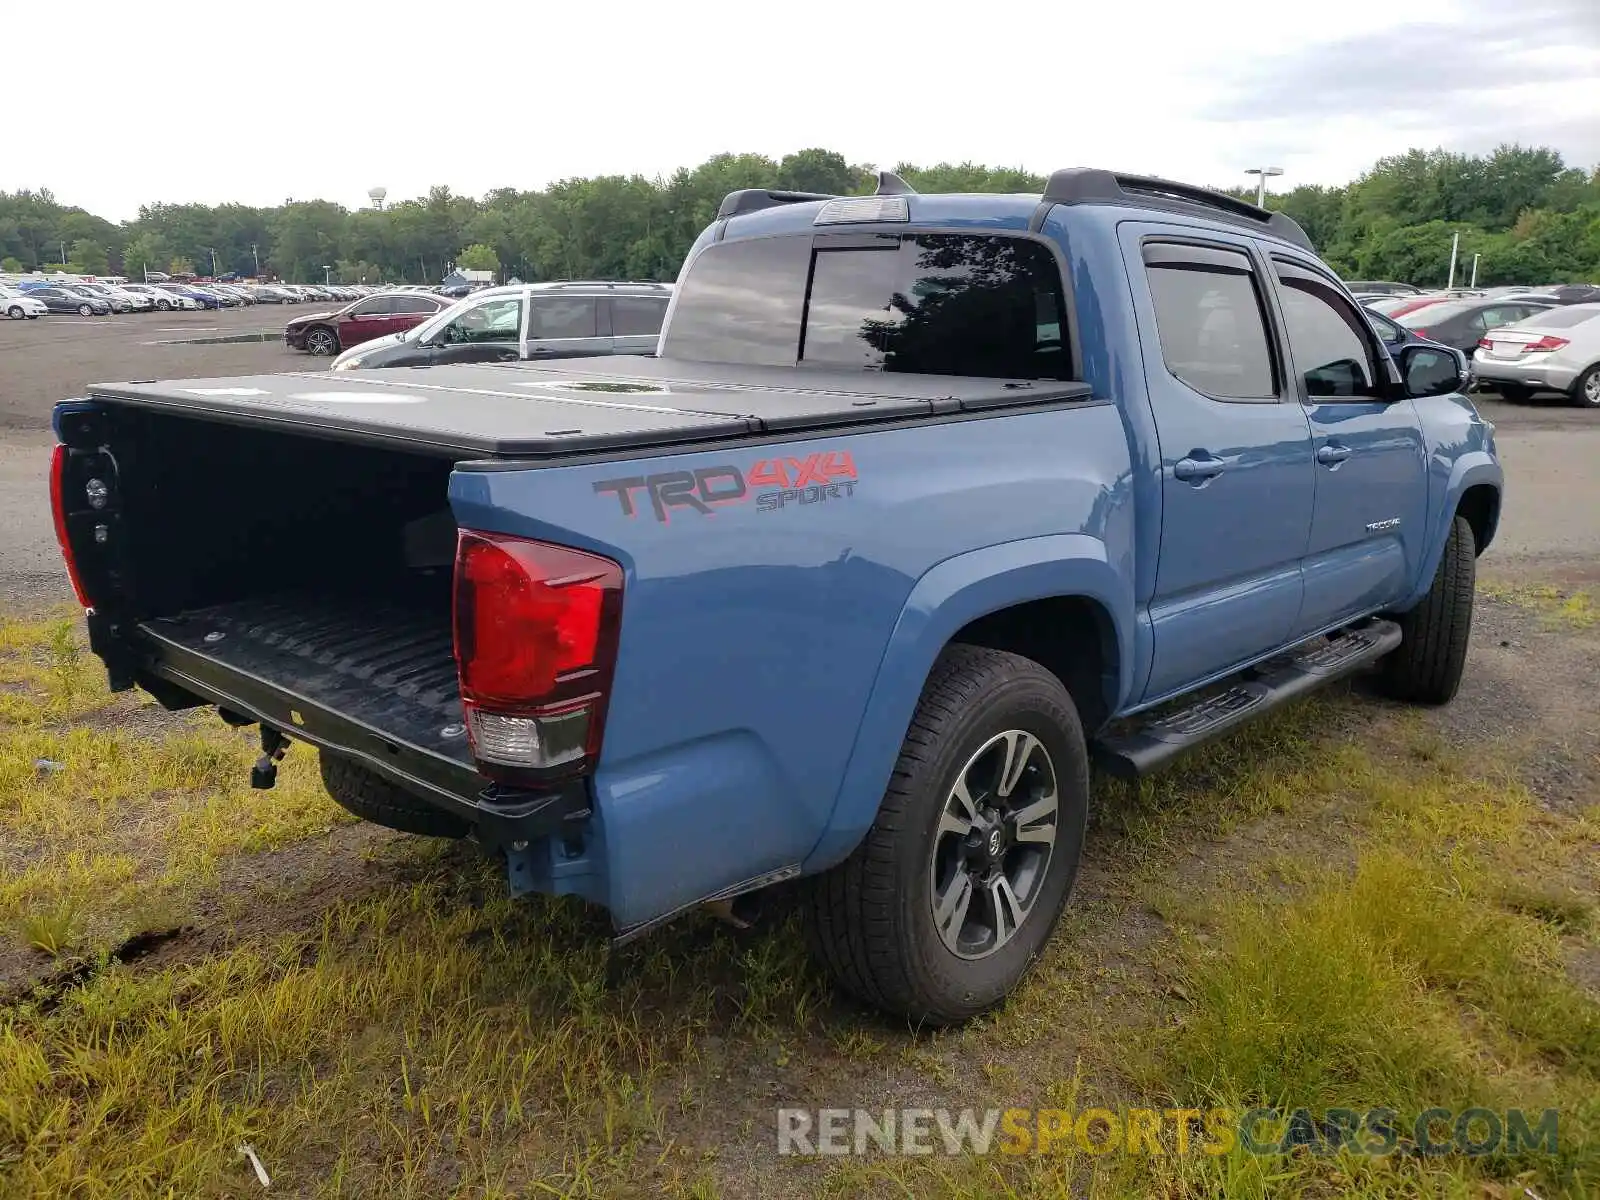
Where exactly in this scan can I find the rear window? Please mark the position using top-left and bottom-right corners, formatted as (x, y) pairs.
(1519, 305), (1600, 329)
(662, 232), (1071, 379)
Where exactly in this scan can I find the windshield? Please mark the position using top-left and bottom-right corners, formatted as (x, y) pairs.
(662, 232), (1072, 379)
(1396, 301), (1471, 328)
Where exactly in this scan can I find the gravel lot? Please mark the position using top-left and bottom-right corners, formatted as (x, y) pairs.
(2, 313), (1596, 600)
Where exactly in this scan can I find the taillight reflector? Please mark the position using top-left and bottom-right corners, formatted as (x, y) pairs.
(452, 530), (623, 782)
(48, 444), (91, 609)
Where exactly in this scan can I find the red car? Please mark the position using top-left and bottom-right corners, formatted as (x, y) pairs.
(284, 291), (451, 356)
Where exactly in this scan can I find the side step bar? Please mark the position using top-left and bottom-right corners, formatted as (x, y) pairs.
(1093, 618), (1402, 778)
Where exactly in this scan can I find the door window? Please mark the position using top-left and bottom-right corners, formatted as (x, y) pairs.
(1143, 243), (1277, 400)
(439, 297), (524, 344)
(390, 295), (440, 314)
(528, 297), (597, 339)
(1273, 262), (1381, 399)
(348, 296), (395, 316)
(611, 296), (668, 337)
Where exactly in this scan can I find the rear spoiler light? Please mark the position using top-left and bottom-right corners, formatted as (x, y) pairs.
(453, 531), (624, 786)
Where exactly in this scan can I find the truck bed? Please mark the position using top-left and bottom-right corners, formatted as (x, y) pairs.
(85, 357), (1094, 459)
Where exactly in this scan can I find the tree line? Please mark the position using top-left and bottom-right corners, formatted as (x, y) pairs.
(2, 145), (1596, 288)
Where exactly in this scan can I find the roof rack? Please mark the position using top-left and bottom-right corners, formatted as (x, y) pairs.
(717, 189), (835, 220)
(540, 279), (672, 290)
(1040, 168), (1314, 251)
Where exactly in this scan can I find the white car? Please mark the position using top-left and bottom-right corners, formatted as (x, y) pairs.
(0, 286), (48, 319)
(1473, 303), (1600, 409)
(121, 283), (201, 311)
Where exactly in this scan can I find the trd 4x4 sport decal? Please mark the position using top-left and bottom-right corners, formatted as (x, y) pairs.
(593, 451), (858, 523)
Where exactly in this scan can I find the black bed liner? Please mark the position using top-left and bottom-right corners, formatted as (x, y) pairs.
(137, 592), (480, 801)
(85, 357), (1094, 459)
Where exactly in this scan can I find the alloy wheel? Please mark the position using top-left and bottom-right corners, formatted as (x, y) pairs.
(928, 729), (1060, 960)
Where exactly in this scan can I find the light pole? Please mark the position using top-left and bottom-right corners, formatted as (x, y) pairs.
(1244, 166), (1284, 207)
(323, 264), (332, 285)
(205, 247), (218, 279)
(251, 243), (261, 277)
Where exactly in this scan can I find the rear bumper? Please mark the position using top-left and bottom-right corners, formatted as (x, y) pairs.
(1470, 352), (1579, 392)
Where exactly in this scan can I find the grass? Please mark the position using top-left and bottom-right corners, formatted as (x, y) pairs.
(0, 615), (1596, 1197)
(1479, 580), (1598, 629)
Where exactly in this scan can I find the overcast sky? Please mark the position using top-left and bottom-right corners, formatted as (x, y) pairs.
(7, 0), (1597, 221)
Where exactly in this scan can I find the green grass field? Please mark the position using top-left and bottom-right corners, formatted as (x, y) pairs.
(1, 609), (1595, 1198)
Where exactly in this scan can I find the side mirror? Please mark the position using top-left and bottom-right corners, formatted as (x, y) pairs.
(1396, 344), (1467, 399)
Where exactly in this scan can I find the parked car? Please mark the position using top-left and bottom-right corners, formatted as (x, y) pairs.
(0, 285), (48, 319)
(1471, 303), (1600, 408)
(1393, 296), (1555, 358)
(284, 291), (452, 355)
(72, 283), (151, 313)
(330, 281), (672, 371)
(249, 285), (298, 304)
(1547, 284), (1600, 306)
(158, 285), (225, 310)
(1364, 307), (1468, 375)
(50, 168), (1500, 1025)
(121, 283), (198, 311)
(1343, 280), (1423, 296)
(27, 287), (110, 316)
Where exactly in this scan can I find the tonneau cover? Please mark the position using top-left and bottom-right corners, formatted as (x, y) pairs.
(85, 357), (1093, 459)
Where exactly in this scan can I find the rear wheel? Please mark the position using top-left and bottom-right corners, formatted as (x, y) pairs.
(305, 326), (339, 356)
(318, 753), (468, 838)
(1381, 515), (1475, 705)
(5, 305), (22, 320)
(1571, 365), (1600, 410)
(804, 645), (1089, 1025)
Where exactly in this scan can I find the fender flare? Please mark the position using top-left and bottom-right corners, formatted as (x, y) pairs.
(1402, 453), (1502, 609)
(800, 533), (1133, 874)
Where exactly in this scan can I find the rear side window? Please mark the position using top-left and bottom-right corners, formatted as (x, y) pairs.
(529, 297), (597, 339)
(1143, 243), (1276, 400)
(612, 296), (668, 337)
(662, 232), (1071, 380)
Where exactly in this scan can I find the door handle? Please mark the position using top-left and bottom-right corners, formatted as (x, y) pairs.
(1316, 444), (1352, 466)
(1173, 455), (1226, 483)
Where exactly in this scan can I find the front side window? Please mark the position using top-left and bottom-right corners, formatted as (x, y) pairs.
(1275, 263), (1380, 398)
(439, 296), (524, 344)
(1143, 244), (1276, 400)
(349, 297), (393, 316)
(663, 233), (1070, 378)
(528, 297), (597, 339)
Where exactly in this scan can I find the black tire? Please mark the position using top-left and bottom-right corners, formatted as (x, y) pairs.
(1381, 515), (1475, 705)
(1493, 384), (1532, 404)
(318, 752), (468, 838)
(156, 298), (171, 310)
(5, 305), (22, 320)
(1571, 364), (1600, 410)
(804, 645), (1089, 1025)
(304, 326), (340, 356)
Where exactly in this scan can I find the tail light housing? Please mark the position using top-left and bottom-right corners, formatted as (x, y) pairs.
(1523, 335), (1569, 353)
(1476, 338), (1491, 350)
(452, 530), (623, 785)
(48, 444), (92, 609)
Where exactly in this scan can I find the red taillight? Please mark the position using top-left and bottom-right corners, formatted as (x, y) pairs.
(1476, 338), (1491, 350)
(1523, 335), (1569, 353)
(452, 530), (623, 783)
(1411, 329), (1428, 338)
(48, 444), (91, 609)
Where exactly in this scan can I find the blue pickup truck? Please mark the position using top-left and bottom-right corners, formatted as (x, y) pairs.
(50, 169), (1501, 1023)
